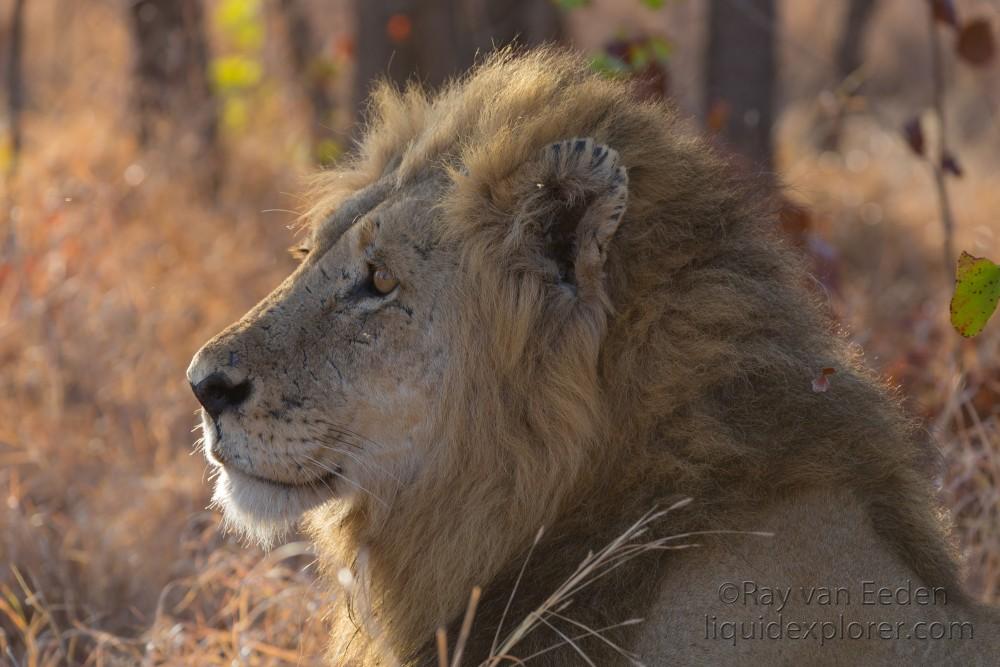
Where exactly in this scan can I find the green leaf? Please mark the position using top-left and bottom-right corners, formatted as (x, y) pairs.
(216, 0), (261, 32)
(950, 251), (1000, 337)
(314, 138), (343, 166)
(221, 97), (250, 132)
(211, 56), (262, 92)
(641, 0), (666, 8)
(589, 53), (629, 77)
(630, 44), (651, 68)
(234, 22), (263, 51)
(556, 0), (589, 9)
(215, 0), (263, 51)
(649, 36), (672, 61)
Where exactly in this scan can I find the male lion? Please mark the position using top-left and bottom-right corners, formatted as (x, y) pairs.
(188, 49), (998, 664)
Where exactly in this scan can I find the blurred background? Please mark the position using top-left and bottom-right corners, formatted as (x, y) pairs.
(1, 0), (999, 664)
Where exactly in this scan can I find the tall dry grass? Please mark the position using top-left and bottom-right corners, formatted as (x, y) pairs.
(0, 2), (332, 663)
(1, 1), (999, 664)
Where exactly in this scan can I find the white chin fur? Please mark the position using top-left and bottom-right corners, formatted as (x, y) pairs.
(212, 466), (337, 549)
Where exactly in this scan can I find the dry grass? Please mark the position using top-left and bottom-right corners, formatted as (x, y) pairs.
(1, 1), (999, 664)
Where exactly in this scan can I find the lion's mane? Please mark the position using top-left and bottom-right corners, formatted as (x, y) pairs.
(303, 48), (961, 665)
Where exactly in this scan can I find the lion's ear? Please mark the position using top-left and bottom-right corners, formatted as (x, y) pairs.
(528, 138), (628, 299)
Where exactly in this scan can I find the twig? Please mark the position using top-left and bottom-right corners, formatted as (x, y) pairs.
(490, 527), (545, 657)
(450, 586), (481, 667)
(436, 628), (449, 667)
(927, 6), (957, 281)
(926, 5), (968, 385)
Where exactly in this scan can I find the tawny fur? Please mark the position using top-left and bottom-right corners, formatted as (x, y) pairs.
(295, 49), (971, 664)
(191, 48), (989, 665)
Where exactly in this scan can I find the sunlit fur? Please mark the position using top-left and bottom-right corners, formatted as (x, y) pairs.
(285, 48), (978, 664)
(211, 467), (333, 549)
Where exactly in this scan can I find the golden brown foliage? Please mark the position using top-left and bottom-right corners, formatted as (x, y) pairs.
(2, 2), (1000, 665)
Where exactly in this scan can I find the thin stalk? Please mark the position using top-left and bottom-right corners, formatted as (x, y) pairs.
(928, 8), (957, 280)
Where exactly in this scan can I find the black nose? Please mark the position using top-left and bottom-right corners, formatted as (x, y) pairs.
(191, 373), (252, 419)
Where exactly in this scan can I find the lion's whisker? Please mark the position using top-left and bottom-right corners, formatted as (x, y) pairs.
(311, 418), (390, 450)
(315, 428), (411, 462)
(313, 434), (404, 483)
(302, 455), (388, 507)
(313, 440), (396, 482)
(314, 432), (366, 455)
(314, 441), (388, 480)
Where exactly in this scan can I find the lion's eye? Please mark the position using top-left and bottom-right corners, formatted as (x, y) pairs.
(371, 266), (399, 295)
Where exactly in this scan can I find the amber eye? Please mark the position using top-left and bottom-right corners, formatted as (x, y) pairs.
(371, 266), (399, 295)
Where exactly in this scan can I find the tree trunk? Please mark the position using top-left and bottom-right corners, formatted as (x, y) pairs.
(704, 0), (777, 170)
(127, 0), (219, 177)
(5, 0), (26, 176)
(836, 0), (877, 80)
(819, 0), (878, 150)
(352, 0), (562, 123)
(275, 0), (338, 164)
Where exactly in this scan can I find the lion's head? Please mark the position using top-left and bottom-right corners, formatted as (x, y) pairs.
(187, 164), (454, 544)
(189, 49), (958, 662)
(187, 51), (635, 550)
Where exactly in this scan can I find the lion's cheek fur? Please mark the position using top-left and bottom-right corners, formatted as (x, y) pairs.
(213, 468), (330, 548)
(303, 271), (615, 661)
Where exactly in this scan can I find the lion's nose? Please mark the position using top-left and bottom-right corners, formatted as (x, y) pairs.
(190, 373), (252, 419)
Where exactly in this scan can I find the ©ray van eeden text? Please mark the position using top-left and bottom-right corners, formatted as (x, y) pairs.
(705, 580), (974, 645)
(717, 579), (947, 611)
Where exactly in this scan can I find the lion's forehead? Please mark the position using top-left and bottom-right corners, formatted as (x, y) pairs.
(313, 171), (445, 251)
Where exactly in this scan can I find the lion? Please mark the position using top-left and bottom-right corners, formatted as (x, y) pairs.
(187, 48), (998, 664)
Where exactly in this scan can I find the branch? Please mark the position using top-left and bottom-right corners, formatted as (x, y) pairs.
(928, 6), (957, 280)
